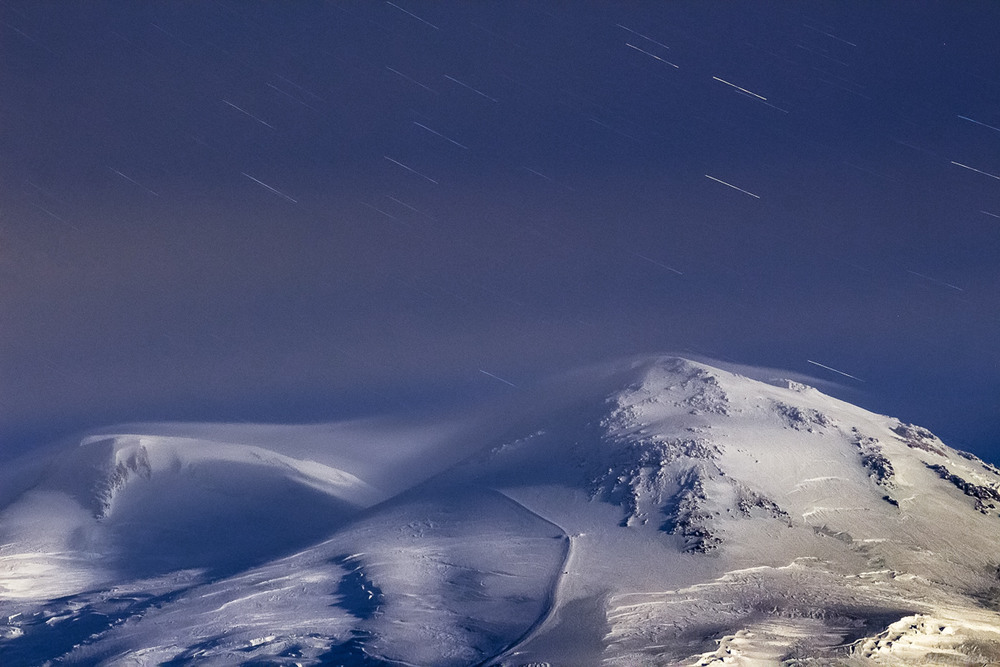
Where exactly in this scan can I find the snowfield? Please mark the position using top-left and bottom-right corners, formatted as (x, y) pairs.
(2, 356), (1000, 665)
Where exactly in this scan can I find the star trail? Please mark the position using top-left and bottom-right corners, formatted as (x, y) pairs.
(1, 1), (999, 462)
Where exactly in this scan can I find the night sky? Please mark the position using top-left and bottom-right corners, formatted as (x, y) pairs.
(2, 2), (999, 462)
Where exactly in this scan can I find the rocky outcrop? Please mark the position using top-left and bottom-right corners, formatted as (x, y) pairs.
(892, 423), (947, 457)
(925, 462), (1000, 515)
(852, 432), (895, 488)
(772, 401), (835, 431)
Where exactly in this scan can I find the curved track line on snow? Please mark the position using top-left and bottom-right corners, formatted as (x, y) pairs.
(478, 491), (573, 667)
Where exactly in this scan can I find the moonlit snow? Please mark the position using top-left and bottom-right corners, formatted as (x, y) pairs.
(2, 357), (1000, 665)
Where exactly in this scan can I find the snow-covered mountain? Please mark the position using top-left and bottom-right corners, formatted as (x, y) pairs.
(2, 356), (1000, 665)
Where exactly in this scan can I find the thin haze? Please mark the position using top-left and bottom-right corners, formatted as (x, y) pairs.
(1, 2), (998, 461)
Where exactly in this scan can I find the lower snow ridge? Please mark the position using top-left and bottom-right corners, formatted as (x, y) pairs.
(857, 609), (1000, 664)
(606, 559), (1000, 666)
(688, 608), (1000, 666)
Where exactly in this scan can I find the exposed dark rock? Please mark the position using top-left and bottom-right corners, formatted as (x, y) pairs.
(892, 423), (947, 457)
(862, 452), (895, 486)
(853, 435), (895, 487)
(925, 463), (1000, 515)
(590, 436), (717, 530)
(772, 401), (835, 431)
(732, 482), (790, 524)
(662, 468), (720, 553)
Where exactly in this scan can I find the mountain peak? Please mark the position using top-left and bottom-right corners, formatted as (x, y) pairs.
(3, 356), (1000, 665)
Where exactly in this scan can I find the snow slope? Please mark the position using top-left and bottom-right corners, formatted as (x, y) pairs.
(0, 434), (381, 601)
(2, 356), (1000, 665)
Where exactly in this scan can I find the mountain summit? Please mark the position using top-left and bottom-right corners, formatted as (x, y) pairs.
(2, 357), (999, 665)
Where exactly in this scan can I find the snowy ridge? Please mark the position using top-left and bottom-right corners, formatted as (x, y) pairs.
(2, 356), (1000, 664)
(0, 433), (384, 604)
(60, 433), (385, 516)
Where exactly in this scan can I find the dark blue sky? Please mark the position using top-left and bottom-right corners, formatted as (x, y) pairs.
(2, 2), (998, 461)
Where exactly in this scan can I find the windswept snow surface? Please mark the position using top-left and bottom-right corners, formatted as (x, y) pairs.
(3, 356), (1000, 665)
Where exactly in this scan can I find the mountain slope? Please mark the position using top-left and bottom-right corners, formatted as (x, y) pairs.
(2, 356), (999, 665)
(0, 434), (382, 601)
(467, 357), (1000, 665)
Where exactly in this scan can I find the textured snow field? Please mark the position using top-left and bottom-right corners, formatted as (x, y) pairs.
(3, 356), (1000, 665)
